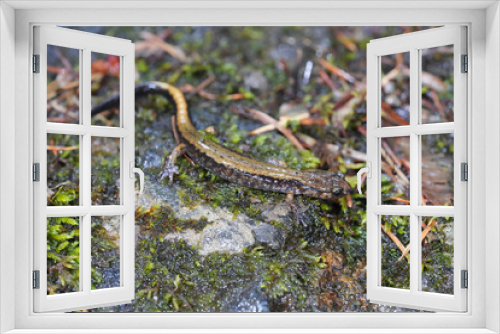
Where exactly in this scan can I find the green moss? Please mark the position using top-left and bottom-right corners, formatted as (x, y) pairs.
(47, 217), (80, 294)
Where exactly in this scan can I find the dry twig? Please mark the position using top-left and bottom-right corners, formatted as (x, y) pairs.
(136, 31), (188, 62)
(381, 223), (408, 258)
(295, 133), (367, 162)
(318, 69), (337, 91)
(318, 58), (356, 83)
(381, 102), (410, 126)
(232, 106), (305, 150)
(47, 145), (78, 156)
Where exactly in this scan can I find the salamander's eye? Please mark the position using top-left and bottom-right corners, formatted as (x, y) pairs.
(333, 189), (342, 196)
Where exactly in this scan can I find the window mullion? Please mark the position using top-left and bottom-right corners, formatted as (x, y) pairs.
(46, 206), (89, 217)
(89, 205), (129, 216)
(409, 47), (420, 295)
(416, 48), (424, 293)
(46, 122), (87, 135)
(373, 205), (454, 217)
(372, 126), (411, 138)
(89, 126), (129, 138)
(412, 122), (454, 135)
(81, 47), (92, 294)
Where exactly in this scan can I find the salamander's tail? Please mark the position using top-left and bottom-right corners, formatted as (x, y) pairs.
(90, 82), (193, 131)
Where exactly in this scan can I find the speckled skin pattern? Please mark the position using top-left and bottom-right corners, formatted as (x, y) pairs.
(91, 82), (351, 200)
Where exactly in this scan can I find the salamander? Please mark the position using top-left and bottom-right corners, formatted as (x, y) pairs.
(91, 81), (351, 200)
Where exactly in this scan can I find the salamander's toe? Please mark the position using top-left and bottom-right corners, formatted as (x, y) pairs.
(159, 163), (179, 186)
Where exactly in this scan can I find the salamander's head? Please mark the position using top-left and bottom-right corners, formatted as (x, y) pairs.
(303, 169), (351, 199)
(329, 171), (351, 198)
(332, 172), (351, 197)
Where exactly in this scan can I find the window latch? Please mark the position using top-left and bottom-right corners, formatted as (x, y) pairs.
(129, 162), (145, 195)
(357, 162), (372, 194)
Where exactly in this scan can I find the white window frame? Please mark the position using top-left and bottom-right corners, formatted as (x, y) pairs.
(1, 2), (498, 333)
(33, 26), (136, 312)
(366, 26), (468, 312)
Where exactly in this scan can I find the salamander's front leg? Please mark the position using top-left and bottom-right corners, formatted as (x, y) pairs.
(286, 193), (307, 227)
(159, 143), (186, 186)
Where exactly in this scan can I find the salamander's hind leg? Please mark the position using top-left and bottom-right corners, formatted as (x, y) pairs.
(159, 143), (186, 186)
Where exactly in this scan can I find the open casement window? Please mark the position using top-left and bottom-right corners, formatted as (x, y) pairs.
(365, 26), (467, 312)
(33, 26), (138, 312)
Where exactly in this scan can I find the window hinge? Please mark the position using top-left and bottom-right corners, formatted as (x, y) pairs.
(461, 54), (468, 73)
(461, 270), (468, 289)
(461, 162), (468, 181)
(33, 163), (40, 182)
(33, 54), (40, 73)
(33, 270), (40, 289)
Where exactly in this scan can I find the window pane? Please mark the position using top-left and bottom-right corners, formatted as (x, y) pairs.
(91, 216), (121, 290)
(421, 216), (454, 295)
(381, 136), (410, 205)
(421, 134), (454, 206)
(91, 52), (121, 127)
(381, 215), (410, 289)
(421, 45), (454, 124)
(47, 45), (80, 124)
(47, 134), (80, 206)
(91, 137), (121, 205)
(47, 217), (80, 294)
(380, 52), (410, 127)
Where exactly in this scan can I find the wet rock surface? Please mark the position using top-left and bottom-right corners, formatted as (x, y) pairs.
(137, 180), (290, 255)
(165, 220), (255, 255)
(250, 223), (285, 250)
(199, 221), (254, 255)
(95, 268), (120, 289)
(227, 281), (269, 312)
